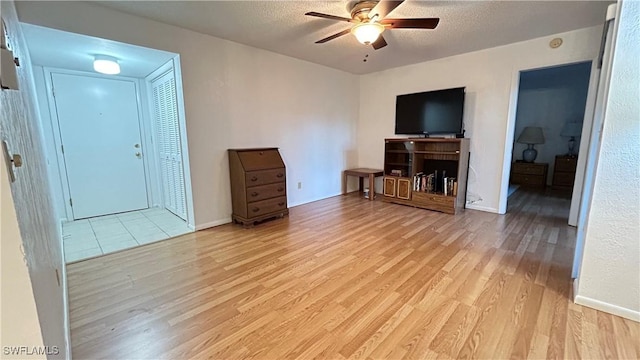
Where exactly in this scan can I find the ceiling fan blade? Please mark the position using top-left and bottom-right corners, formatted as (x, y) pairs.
(305, 12), (356, 23)
(372, 34), (388, 50)
(369, 1), (404, 20)
(381, 18), (440, 29)
(315, 29), (352, 44)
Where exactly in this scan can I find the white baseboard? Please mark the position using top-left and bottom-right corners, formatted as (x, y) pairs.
(288, 192), (342, 208)
(58, 220), (72, 360)
(195, 218), (231, 231)
(574, 294), (640, 322)
(465, 204), (499, 213)
(194, 193), (347, 231)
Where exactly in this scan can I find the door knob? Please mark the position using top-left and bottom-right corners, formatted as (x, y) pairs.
(135, 152), (142, 158)
(134, 144), (140, 148)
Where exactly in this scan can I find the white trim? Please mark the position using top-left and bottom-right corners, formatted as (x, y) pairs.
(573, 2), (620, 281)
(59, 220), (71, 360)
(568, 62), (600, 226)
(43, 66), (152, 220)
(465, 204), (499, 213)
(574, 295), (640, 322)
(173, 56), (196, 229)
(288, 192), (345, 208)
(498, 69), (522, 215)
(42, 68), (73, 220)
(195, 218), (231, 231)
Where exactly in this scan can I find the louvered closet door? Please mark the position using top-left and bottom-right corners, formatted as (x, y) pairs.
(151, 70), (187, 220)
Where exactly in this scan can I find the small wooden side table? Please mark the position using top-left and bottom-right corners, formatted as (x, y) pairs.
(552, 155), (578, 190)
(343, 168), (384, 201)
(510, 162), (548, 188)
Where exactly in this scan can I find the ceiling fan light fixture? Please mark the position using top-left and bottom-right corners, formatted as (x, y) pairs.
(351, 22), (384, 45)
(93, 55), (120, 75)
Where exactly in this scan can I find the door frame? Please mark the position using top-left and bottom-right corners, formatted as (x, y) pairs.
(499, 57), (599, 217)
(144, 56), (196, 229)
(43, 67), (154, 220)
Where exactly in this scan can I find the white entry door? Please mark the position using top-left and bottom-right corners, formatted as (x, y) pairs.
(52, 72), (148, 219)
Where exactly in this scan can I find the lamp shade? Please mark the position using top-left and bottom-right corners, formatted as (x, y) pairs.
(561, 122), (582, 137)
(517, 126), (545, 145)
(351, 22), (384, 45)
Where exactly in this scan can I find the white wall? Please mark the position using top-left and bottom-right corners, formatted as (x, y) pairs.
(16, 1), (360, 229)
(0, 1), (68, 358)
(575, 0), (640, 322)
(358, 26), (602, 213)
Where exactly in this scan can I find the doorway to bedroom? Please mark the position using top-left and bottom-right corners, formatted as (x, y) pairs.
(506, 61), (592, 223)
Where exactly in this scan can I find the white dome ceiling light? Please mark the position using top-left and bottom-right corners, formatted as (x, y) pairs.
(351, 22), (385, 45)
(93, 55), (121, 75)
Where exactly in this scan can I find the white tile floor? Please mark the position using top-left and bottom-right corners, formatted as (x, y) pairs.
(62, 208), (191, 263)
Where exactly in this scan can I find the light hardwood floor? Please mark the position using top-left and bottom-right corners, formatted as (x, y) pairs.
(67, 190), (639, 359)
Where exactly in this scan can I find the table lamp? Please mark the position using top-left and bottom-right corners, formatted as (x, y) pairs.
(561, 121), (582, 156)
(517, 126), (545, 163)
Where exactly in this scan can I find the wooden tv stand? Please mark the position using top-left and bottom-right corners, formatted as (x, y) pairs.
(382, 138), (470, 214)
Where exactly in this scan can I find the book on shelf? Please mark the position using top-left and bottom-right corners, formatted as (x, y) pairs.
(444, 177), (456, 196)
(412, 172), (437, 193)
(412, 172), (457, 196)
(413, 172), (423, 191)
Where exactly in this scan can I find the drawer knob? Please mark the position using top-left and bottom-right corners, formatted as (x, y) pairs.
(278, 202), (285, 206)
(277, 187), (284, 192)
(430, 197), (435, 201)
(276, 173), (284, 178)
(251, 176), (258, 181)
(252, 207), (260, 212)
(259, 151), (263, 155)
(251, 192), (259, 197)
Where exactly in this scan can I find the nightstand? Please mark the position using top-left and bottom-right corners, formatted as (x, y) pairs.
(552, 155), (578, 189)
(510, 162), (548, 188)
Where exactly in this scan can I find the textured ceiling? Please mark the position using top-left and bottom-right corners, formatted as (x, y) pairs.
(96, 1), (610, 74)
(22, 23), (176, 78)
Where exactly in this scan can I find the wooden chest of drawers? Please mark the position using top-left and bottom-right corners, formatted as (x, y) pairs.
(552, 155), (578, 189)
(228, 148), (288, 226)
(510, 162), (548, 188)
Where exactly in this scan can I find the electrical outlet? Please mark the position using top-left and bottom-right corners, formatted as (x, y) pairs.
(297, 182), (302, 189)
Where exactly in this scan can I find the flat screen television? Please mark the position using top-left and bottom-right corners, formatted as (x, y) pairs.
(395, 87), (465, 136)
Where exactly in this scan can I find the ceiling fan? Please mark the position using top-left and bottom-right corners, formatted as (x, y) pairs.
(305, 0), (439, 50)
